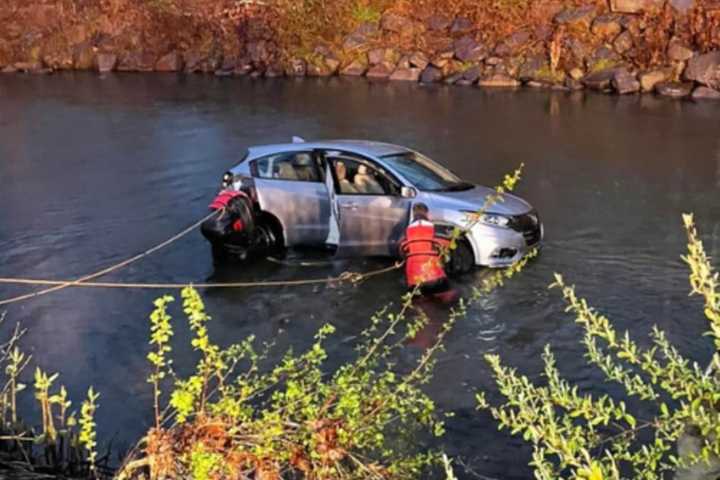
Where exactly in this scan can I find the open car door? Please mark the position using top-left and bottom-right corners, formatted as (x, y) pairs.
(323, 151), (411, 257)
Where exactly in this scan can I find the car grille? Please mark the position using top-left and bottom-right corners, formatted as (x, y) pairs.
(509, 210), (542, 246)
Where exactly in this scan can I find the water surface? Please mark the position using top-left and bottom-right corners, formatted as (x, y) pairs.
(1, 73), (719, 478)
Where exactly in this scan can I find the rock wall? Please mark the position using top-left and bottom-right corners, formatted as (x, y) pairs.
(2, 0), (720, 100)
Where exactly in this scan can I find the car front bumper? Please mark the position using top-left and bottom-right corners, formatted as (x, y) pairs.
(467, 221), (544, 268)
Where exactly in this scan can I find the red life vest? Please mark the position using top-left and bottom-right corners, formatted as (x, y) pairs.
(209, 190), (247, 210)
(400, 219), (449, 288)
(209, 190), (251, 232)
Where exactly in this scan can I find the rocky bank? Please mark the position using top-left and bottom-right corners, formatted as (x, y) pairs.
(2, 0), (720, 100)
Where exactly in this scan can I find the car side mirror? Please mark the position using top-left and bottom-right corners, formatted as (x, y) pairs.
(400, 186), (417, 198)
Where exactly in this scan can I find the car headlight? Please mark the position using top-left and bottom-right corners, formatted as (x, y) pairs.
(462, 211), (511, 228)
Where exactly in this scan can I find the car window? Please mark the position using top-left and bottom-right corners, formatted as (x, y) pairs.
(329, 156), (398, 196)
(253, 152), (321, 182)
(380, 151), (471, 191)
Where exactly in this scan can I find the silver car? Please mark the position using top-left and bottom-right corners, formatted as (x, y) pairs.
(221, 139), (542, 270)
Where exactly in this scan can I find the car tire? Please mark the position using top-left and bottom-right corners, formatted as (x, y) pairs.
(254, 215), (285, 256)
(447, 238), (475, 277)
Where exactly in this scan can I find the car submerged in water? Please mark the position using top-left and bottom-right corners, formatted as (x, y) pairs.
(217, 139), (542, 272)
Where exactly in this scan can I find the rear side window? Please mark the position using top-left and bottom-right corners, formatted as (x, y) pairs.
(252, 152), (321, 182)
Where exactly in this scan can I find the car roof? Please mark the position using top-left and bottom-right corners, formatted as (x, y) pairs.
(247, 140), (410, 159)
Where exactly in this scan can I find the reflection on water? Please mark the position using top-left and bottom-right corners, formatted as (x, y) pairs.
(1, 74), (719, 478)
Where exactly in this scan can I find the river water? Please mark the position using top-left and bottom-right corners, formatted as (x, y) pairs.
(1, 73), (719, 478)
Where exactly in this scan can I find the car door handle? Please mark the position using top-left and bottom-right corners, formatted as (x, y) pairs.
(340, 202), (359, 210)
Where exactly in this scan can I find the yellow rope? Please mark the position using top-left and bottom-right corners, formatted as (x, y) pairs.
(0, 211), (220, 306)
(0, 262), (403, 291)
(0, 208), (403, 305)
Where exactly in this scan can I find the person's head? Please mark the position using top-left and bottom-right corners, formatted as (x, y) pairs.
(412, 202), (430, 221)
(335, 161), (347, 180)
(357, 164), (368, 176)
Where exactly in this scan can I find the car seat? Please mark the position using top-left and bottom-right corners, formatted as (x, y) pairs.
(294, 154), (316, 181)
(354, 164), (384, 194)
(277, 162), (298, 180)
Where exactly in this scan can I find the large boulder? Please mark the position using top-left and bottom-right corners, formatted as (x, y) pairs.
(683, 51), (720, 89)
(582, 68), (621, 90)
(420, 65), (443, 83)
(366, 62), (394, 79)
(324, 55), (341, 74)
(613, 31), (633, 54)
(639, 69), (670, 91)
(423, 33), (454, 55)
(409, 51), (429, 70)
(343, 33), (370, 51)
(430, 49), (455, 69)
(691, 86), (720, 100)
(340, 57), (367, 76)
(443, 71), (464, 85)
(343, 22), (378, 50)
(96, 53), (117, 73)
(462, 65), (482, 83)
(450, 17), (473, 35)
(454, 36), (487, 63)
(655, 81), (693, 97)
(610, 0), (663, 13)
(156, 51), (183, 72)
(389, 67), (422, 81)
(477, 73), (521, 88)
(381, 13), (414, 35)
(668, 43), (694, 62)
(554, 6), (596, 30)
(368, 48), (400, 66)
(612, 68), (640, 94)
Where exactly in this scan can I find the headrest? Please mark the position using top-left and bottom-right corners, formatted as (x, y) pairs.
(295, 153), (312, 166)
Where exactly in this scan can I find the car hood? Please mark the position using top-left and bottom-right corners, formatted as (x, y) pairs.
(424, 186), (533, 215)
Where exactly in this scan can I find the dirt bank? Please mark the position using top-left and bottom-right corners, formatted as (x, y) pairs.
(2, 0), (720, 99)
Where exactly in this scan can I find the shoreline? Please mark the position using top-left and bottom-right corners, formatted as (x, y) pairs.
(2, 2), (720, 101)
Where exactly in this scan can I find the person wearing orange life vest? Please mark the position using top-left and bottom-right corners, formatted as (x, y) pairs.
(400, 202), (451, 296)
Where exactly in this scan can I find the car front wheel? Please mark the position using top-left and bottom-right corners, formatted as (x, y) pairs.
(446, 238), (475, 276)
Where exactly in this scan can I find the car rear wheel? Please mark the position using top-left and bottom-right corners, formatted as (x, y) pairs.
(447, 238), (475, 276)
(254, 214), (285, 256)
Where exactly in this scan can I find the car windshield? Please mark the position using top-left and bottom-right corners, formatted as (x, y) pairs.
(380, 151), (472, 192)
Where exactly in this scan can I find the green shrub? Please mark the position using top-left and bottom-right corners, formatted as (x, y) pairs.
(477, 214), (720, 479)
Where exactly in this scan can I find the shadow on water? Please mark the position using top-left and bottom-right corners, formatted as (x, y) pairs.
(1, 73), (719, 478)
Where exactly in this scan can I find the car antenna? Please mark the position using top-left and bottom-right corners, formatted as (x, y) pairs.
(292, 136), (306, 143)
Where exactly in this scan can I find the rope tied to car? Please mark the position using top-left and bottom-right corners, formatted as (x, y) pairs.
(0, 210), (404, 307)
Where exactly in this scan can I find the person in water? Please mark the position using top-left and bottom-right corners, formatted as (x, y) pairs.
(201, 190), (256, 263)
(400, 202), (452, 297)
